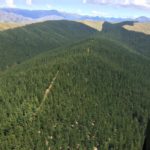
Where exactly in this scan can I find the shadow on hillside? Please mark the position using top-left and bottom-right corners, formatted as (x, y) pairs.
(101, 21), (148, 34)
(143, 120), (150, 150)
(101, 21), (150, 57)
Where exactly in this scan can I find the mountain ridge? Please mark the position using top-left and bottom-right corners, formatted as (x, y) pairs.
(0, 10), (32, 23)
(1, 8), (150, 23)
(0, 20), (97, 70)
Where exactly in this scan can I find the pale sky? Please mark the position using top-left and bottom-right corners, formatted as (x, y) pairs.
(0, 0), (150, 18)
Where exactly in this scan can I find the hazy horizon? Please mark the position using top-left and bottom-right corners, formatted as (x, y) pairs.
(0, 0), (150, 18)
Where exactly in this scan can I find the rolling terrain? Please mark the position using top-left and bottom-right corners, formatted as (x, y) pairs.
(0, 20), (150, 149)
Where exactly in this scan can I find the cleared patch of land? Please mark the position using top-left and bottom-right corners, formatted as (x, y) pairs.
(123, 23), (150, 35)
(79, 20), (104, 31)
(0, 23), (24, 31)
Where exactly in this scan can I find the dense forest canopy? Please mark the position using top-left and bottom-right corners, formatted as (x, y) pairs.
(0, 20), (150, 149)
(0, 20), (97, 70)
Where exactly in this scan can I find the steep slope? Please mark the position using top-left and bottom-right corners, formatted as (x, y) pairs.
(0, 20), (97, 70)
(0, 38), (150, 149)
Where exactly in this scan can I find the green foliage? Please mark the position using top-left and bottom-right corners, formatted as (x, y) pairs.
(0, 34), (150, 149)
(0, 20), (97, 70)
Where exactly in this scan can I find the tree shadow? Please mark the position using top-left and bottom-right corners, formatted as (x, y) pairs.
(143, 120), (150, 150)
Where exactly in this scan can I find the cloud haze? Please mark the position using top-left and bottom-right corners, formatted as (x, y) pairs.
(3, 0), (32, 7)
(5, 0), (15, 7)
(83, 0), (150, 9)
(26, 0), (32, 5)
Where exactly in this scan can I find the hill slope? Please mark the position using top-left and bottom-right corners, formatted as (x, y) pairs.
(0, 37), (150, 149)
(0, 20), (97, 70)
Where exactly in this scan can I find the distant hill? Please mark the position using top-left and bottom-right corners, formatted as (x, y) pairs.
(1, 8), (150, 23)
(0, 10), (32, 23)
(1, 8), (80, 20)
(136, 16), (150, 22)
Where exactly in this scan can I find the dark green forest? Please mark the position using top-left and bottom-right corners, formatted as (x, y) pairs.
(0, 20), (96, 70)
(0, 20), (150, 150)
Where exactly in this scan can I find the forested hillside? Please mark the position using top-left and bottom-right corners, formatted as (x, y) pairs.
(0, 20), (96, 70)
(0, 37), (150, 149)
(0, 20), (150, 149)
